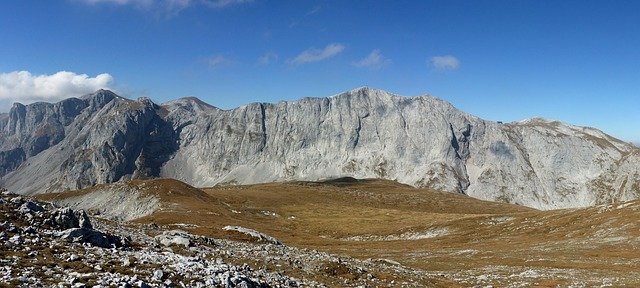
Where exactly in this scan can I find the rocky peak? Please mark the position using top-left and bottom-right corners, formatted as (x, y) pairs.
(161, 96), (218, 115)
(0, 88), (638, 209)
(80, 88), (118, 100)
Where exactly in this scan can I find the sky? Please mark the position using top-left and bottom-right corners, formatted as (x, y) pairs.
(0, 0), (638, 144)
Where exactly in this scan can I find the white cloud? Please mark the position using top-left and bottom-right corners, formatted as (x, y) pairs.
(0, 71), (114, 110)
(307, 5), (321, 15)
(202, 0), (253, 8)
(81, 0), (154, 6)
(78, 0), (250, 14)
(430, 55), (460, 71)
(290, 5), (322, 28)
(288, 43), (345, 65)
(258, 52), (278, 65)
(352, 49), (391, 70)
(163, 0), (192, 13)
(206, 55), (232, 68)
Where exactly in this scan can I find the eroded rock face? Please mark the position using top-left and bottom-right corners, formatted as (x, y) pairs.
(0, 90), (179, 195)
(1, 88), (639, 209)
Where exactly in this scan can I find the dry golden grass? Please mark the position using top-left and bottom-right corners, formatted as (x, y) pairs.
(44, 177), (640, 286)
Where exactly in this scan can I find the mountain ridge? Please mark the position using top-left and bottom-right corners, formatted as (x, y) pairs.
(0, 88), (638, 209)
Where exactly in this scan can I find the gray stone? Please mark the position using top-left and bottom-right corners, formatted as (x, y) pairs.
(22, 226), (37, 234)
(152, 270), (164, 281)
(56, 228), (123, 248)
(49, 208), (93, 230)
(155, 230), (192, 247)
(222, 226), (282, 245)
(1, 88), (639, 209)
(19, 201), (44, 214)
(10, 197), (24, 205)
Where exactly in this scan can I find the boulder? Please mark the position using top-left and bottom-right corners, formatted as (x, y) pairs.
(49, 208), (93, 230)
(155, 230), (192, 247)
(55, 228), (125, 248)
(19, 201), (45, 214)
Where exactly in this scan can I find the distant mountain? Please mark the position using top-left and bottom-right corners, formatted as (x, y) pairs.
(1, 88), (638, 209)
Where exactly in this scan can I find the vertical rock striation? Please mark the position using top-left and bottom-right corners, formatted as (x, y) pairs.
(0, 87), (638, 209)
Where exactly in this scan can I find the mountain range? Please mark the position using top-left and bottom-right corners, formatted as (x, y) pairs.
(0, 87), (638, 209)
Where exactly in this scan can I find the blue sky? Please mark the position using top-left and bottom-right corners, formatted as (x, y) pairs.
(0, 0), (638, 143)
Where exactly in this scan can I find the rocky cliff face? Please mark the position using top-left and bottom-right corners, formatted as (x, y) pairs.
(0, 88), (638, 209)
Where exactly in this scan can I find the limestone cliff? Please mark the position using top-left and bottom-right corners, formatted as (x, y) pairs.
(1, 88), (638, 209)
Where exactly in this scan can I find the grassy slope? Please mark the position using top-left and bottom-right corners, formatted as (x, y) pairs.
(41, 177), (640, 286)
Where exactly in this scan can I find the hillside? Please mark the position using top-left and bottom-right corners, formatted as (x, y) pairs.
(35, 178), (640, 286)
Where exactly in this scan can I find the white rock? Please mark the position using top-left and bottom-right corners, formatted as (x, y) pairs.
(155, 230), (191, 247)
(152, 269), (164, 281)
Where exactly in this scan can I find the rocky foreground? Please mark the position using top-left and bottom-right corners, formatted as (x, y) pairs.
(0, 188), (449, 287)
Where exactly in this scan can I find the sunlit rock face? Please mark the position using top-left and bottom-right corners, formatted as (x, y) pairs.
(1, 87), (639, 209)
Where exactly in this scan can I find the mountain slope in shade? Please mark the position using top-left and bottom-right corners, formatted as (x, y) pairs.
(0, 87), (638, 209)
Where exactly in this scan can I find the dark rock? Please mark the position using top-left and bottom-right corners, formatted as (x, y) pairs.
(22, 226), (37, 234)
(56, 228), (124, 248)
(19, 201), (45, 214)
(48, 208), (93, 230)
(10, 197), (24, 205)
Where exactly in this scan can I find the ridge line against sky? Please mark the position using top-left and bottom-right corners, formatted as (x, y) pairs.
(0, 1), (638, 143)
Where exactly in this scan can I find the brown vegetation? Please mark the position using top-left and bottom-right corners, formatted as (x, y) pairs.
(45, 177), (640, 286)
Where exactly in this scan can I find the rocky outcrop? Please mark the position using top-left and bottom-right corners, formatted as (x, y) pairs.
(0, 90), (179, 195)
(155, 230), (193, 248)
(0, 189), (124, 249)
(49, 207), (93, 230)
(0, 87), (639, 209)
(55, 227), (127, 249)
(223, 226), (282, 245)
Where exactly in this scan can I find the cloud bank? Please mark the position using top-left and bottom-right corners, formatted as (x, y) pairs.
(352, 49), (391, 70)
(430, 55), (460, 71)
(0, 71), (114, 110)
(289, 43), (345, 65)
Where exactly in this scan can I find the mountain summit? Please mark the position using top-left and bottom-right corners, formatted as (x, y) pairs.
(0, 88), (638, 209)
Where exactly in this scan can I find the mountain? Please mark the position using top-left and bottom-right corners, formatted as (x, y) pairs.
(0, 88), (638, 209)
